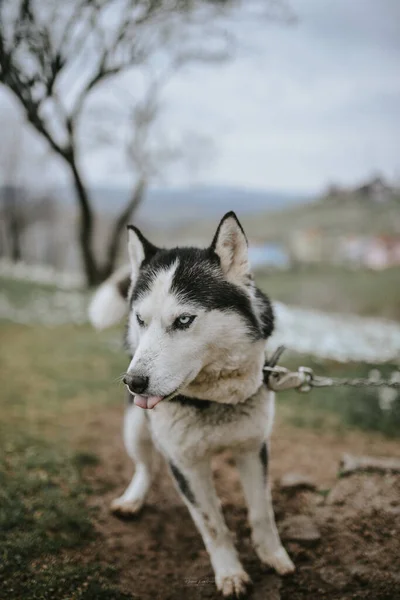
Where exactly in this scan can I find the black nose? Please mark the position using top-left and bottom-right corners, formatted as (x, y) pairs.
(123, 374), (149, 394)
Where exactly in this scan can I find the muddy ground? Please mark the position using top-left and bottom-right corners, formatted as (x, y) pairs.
(78, 407), (400, 600)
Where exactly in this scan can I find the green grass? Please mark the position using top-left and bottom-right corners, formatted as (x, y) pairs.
(0, 276), (62, 305)
(0, 322), (126, 430)
(256, 265), (400, 320)
(0, 433), (132, 600)
(0, 321), (131, 600)
(276, 354), (400, 437)
(0, 429), (129, 600)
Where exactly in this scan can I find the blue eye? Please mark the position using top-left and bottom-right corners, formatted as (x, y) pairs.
(136, 314), (145, 327)
(173, 315), (196, 329)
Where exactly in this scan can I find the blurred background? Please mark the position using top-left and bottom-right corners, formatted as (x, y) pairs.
(0, 1), (399, 599)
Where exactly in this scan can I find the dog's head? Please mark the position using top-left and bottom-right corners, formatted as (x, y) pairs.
(124, 212), (273, 408)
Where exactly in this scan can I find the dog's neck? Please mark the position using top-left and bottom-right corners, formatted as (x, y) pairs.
(182, 340), (266, 404)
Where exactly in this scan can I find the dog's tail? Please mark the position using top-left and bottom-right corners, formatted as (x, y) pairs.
(88, 265), (131, 329)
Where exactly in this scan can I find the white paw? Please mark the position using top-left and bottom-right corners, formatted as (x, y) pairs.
(110, 496), (145, 516)
(257, 546), (295, 576)
(216, 570), (251, 598)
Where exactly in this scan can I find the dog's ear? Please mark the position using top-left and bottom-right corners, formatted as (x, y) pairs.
(211, 212), (250, 283)
(127, 225), (159, 279)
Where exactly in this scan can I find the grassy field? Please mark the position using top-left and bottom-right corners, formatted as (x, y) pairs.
(255, 265), (400, 321)
(0, 277), (60, 304)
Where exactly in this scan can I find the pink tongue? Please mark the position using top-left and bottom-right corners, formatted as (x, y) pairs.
(134, 395), (163, 409)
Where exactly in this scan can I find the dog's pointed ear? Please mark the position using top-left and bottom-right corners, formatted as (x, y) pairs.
(127, 225), (159, 278)
(211, 212), (250, 283)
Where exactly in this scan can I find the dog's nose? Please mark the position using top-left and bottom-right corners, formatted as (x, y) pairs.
(123, 374), (149, 394)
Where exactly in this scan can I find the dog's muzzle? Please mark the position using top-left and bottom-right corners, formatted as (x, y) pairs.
(123, 373), (164, 409)
(123, 374), (148, 395)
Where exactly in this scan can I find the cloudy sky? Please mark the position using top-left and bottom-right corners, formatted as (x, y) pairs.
(1, 0), (400, 194)
(159, 0), (400, 192)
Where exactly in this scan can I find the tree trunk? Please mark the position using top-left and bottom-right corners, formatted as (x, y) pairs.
(9, 214), (22, 261)
(68, 157), (101, 287)
(101, 178), (146, 280)
(3, 186), (22, 262)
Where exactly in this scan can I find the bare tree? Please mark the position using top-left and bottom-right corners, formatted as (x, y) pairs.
(0, 109), (24, 259)
(90, 70), (216, 273)
(0, 107), (57, 262)
(0, 188), (57, 263)
(0, 0), (290, 285)
(0, 110), (39, 261)
(1, 186), (24, 260)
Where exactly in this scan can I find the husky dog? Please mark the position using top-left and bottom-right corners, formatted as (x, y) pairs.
(89, 212), (294, 597)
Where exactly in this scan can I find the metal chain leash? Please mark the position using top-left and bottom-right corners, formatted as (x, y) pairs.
(263, 346), (400, 393)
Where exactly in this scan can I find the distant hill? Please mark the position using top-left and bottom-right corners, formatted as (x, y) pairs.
(54, 181), (399, 238)
(243, 194), (400, 241)
(168, 192), (400, 245)
(55, 184), (312, 228)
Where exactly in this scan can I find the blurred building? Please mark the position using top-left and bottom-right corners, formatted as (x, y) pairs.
(355, 176), (394, 204)
(363, 236), (400, 269)
(290, 229), (327, 264)
(325, 175), (395, 204)
(290, 231), (400, 270)
(336, 235), (400, 269)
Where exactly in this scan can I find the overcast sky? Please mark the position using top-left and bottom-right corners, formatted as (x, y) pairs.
(159, 0), (400, 192)
(1, 0), (400, 194)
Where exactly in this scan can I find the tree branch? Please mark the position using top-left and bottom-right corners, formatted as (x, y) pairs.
(103, 178), (147, 278)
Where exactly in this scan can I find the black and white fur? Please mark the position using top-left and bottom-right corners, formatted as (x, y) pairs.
(89, 212), (294, 597)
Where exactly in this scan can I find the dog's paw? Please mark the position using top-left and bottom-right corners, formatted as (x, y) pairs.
(216, 570), (251, 598)
(110, 496), (144, 517)
(258, 546), (295, 576)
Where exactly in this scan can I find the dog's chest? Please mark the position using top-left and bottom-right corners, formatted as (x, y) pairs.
(148, 386), (275, 463)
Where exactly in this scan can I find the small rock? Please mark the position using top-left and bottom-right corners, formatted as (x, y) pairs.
(340, 453), (400, 476)
(280, 515), (321, 546)
(280, 472), (317, 492)
(319, 566), (352, 589)
(326, 485), (346, 506)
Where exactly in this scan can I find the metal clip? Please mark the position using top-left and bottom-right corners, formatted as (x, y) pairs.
(297, 366), (314, 392)
(263, 349), (316, 393)
(263, 346), (287, 387)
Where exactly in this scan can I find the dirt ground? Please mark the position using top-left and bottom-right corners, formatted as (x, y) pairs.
(77, 406), (400, 600)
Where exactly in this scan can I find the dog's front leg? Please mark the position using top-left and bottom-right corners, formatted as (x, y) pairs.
(168, 458), (251, 598)
(111, 404), (156, 516)
(235, 444), (295, 576)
